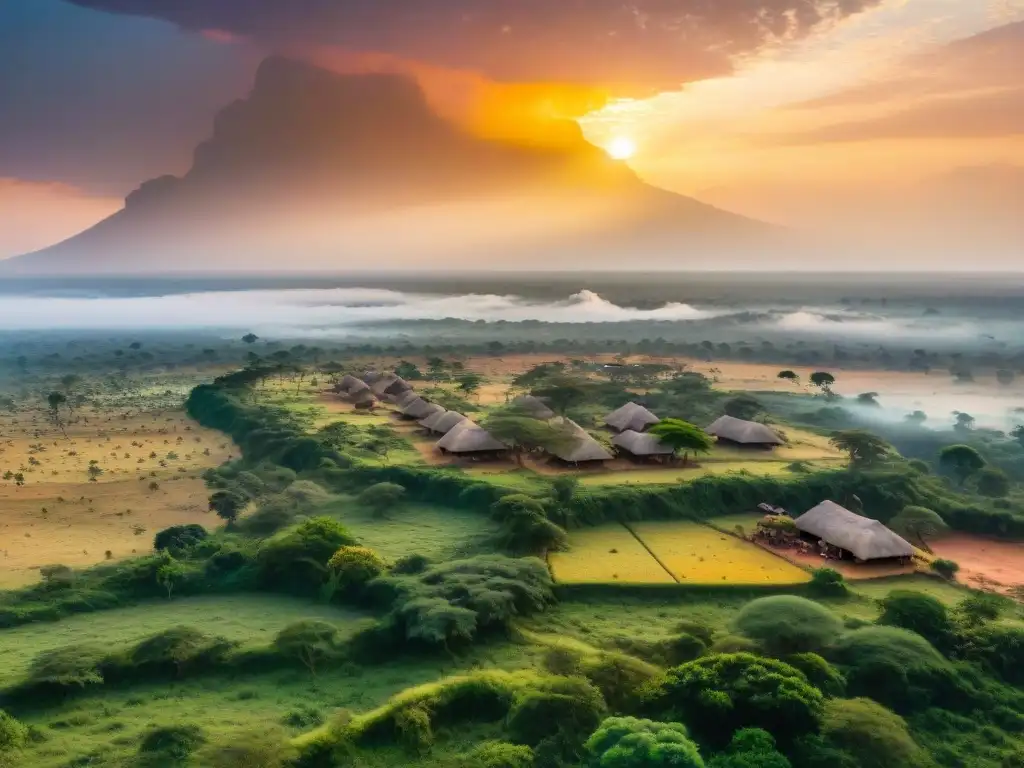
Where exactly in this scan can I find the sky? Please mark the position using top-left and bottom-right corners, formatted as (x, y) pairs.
(0, 0), (1022, 264)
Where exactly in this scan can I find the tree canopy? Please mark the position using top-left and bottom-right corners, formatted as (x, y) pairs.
(829, 430), (893, 468)
(586, 717), (705, 768)
(733, 596), (843, 656)
(886, 506), (948, 551)
(648, 419), (714, 463)
(937, 444), (985, 485)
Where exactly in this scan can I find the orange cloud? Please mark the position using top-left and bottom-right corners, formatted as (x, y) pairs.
(200, 28), (238, 44)
(0, 179), (120, 259)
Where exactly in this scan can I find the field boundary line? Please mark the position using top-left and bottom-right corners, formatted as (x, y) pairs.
(620, 522), (679, 584)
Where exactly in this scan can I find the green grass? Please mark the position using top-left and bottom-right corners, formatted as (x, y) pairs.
(849, 574), (973, 606)
(578, 462), (797, 487)
(322, 499), (499, 561)
(0, 594), (373, 688)
(705, 512), (772, 534)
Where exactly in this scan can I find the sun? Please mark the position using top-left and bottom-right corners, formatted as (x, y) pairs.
(606, 136), (636, 160)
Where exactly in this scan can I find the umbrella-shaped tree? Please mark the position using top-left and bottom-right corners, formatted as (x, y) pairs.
(648, 419), (714, 466)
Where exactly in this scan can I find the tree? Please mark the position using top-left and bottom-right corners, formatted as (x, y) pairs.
(156, 558), (188, 599)
(878, 591), (953, 650)
(530, 376), (592, 415)
(154, 524), (208, 554)
(952, 411), (975, 432)
(821, 698), (929, 768)
(585, 717), (705, 768)
(648, 419), (714, 465)
(724, 395), (763, 421)
(856, 392), (880, 407)
(241, 333), (259, 344)
(829, 430), (892, 468)
(904, 410), (927, 426)
(708, 729), (791, 768)
(975, 466), (1010, 498)
(357, 482), (406, 518)
(456, 372), (484, 398)
(809, 371), (836, 395)
(777, 370), (799, 385)
(938, 444), (985, 485)
(326, 546), (386, 592)
(273, 620), (338, 677)
(209, 489), (247, 524)
(733, 596), (843, 655)
(645, 653), (824, 748)
(887, 506), (948, 551)
(46, 390), (69, 437)
(482, 410), (577, 466)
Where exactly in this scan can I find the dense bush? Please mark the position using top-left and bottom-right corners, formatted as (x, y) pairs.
(820, 698), (930, 768)
(128, 626), (236, 678)
(358, 482), (407, 517)
(734, 596), (843, 655)
(929, 559), (960, 579)
(643, 653), (824, 747)
(255, 517), (356, 595)
(153, 524), (208, 554)
(785, 653), (846, 697)
(877, 591), (954, 650)
(827, 626), (959, 712)
(961, 625), (1024, 685)
(577, 652), (662, 713)
(457, 741), (535, 768)
(138, 723), (207, 764)
(707, 728), (791, 768)
(197, 726), (296, 768)
(273, 621), (340, 677)
(506, 676), (606, 754)
(0, 709), (28, 752)
(326, 546), (387, 595)
(585, 716), (705, 768)
(808, 568), (848, 597)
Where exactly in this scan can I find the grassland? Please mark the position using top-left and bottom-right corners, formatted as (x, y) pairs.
(548, 525), (675, 584)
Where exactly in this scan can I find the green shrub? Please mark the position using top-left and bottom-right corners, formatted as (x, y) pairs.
(962, 625), (1024, 685)
(129, 626), (236, 678)
(585, 716), (704, 767)
(710, 635), (761, 655)
(808, 568), (848, 597)
(391, 554), (430, 574)
(976, 467), (1011, 498)
(0, 709), (28, 752)
(394, 703), (433, 754)
(327, 546), (386, 593)
(358, 482), (407, 517)
(734, 596), (843, 655)
(930, 558), (960, 579)
(256, 516), (356, 595)
(878, 590), (953, 650)
(643, 653), (824, 748)
(238, 494), (300, 535)
(273, 621), (340, 677)
(707, 728), (792, 768)
(578, 653), (662, 713)
(138, 724), (206, 764)
(153, 524), (208, 554)
(198, 726), (297, 768)
(507, 677), (606, 749)
(458, 741), (534, 768)
(785, 653), (846, 696)
(674, 619), (715, 647)
(22, 643), (107, 692)
(821, 698), (929, 768)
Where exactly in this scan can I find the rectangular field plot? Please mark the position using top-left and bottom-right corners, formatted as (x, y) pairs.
(631, 521), (811, 586)
(549, 525), (674, 584)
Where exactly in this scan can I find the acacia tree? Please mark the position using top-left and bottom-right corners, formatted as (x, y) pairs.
(482, 410), (577, 466)
(46, 391), (68, 438)
(938, 444), (985, 486)
(777, 370), (800, 385)
(648, 419), (714, 466)
(952, 412), (975, 432)
(809, 371), (836, 396)
(457, 372), (484, 399)
(209, 489), (247, 524)
(530, 375), (591, 415)
(829, 430), (892, 468)
(887, 506), (948, 552)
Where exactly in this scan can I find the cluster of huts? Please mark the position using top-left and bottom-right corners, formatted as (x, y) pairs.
(756, 499), (915, 564)
(333, 372), (787, 469)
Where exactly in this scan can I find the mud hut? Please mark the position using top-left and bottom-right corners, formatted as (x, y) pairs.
(604, 402), (660, 433)
(706, 415), (784, 448)
(794, 500), (915, 562)
(611, 429), (674, 462)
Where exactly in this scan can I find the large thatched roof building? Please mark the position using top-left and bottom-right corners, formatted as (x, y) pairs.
(334, 374), (367, 395)
(548, 417), (614, 464)
(794, 501), (915, 561)
(370, 375), (413, 398)
(436, 420), (507, 455)
(612, 429), (674, 458)
(604, 402), (660, 433)
(706, 415), (784, 447)
(510, 395), (555, 420)
(400, 398), (443, 421)
(420, 410), (467, 435)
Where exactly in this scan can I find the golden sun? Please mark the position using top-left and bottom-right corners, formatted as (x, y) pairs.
(606, 136), (636, 160)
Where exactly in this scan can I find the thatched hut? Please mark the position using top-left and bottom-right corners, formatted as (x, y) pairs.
(436, 420), (508, 458)
(400, 398), (443, 421)
(604, 401), (660, 433)
(392, 389), (420, 408)
(706, 415), (784, 448)
(611, 429), (674, 462)
(351, 390), (377, 410)
(794, 500), (914, 562)
(361, 370), (384, 385)
(371, 375), (413, 398)
(421, 410), (467, 435)
(548, 417), (613, 466)
(510, 395), (555, 420)
(334, 374), (366, 395)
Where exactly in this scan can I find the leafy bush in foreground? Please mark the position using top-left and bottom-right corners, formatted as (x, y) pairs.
(707, 729), (791, 768)
(0, 709), (28, 752)
(821, 697), (930, 768)
(255, 516), (356, 595)
(585, 716), (705, 768)
(878, 591), (954, 650)
(138, 723), (206, 764)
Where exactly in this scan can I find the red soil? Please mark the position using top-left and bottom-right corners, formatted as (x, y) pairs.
(929, 534), (1024, 594)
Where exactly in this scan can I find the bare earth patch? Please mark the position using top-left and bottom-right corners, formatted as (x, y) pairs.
(929, 534), (1024, 594)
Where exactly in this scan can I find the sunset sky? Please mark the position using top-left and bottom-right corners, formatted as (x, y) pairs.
(1, 0), (1021, 262)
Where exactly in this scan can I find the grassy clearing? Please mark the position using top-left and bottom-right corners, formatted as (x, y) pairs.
(322, 499), (499, 562)
(0, 594), (373, 688)
(705, 512), (771, 535)
(548, 524), (674, 584)
(630, 521), (811, 586)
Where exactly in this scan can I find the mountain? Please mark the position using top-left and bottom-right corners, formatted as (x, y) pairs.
(3, 57), (777, 274)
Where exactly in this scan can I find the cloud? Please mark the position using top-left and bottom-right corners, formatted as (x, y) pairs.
(0, 287), (715, 333)
(67, 0), (880, 88)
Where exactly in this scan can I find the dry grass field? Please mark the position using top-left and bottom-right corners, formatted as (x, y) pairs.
(0, 400), (234, 587)
(630, 521), (811, 585)
(548, 524), (675, 584)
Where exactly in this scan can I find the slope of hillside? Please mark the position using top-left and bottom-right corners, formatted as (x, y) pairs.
(4, 57), (775, 274)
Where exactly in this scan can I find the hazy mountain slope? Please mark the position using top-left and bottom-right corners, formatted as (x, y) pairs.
(4, 57), (775, 274)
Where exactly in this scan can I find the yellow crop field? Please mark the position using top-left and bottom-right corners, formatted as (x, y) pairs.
(549, 525), (674, 584)
(631, 521), (811, 585)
